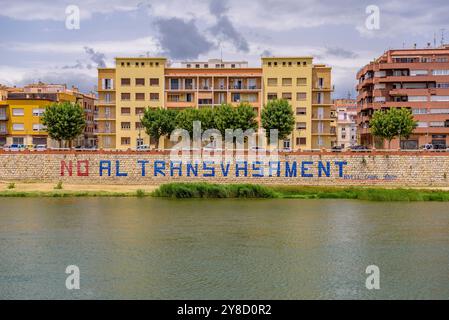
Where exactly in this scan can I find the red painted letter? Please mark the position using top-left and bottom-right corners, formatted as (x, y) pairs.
(60, 160), (73, 176)
(77, 160), (89, 176)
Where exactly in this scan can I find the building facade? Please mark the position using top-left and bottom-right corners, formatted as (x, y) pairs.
(0, 83), (96, 147)
(97, 57), (334, 150)
(357, 45), (449, 149)
(334, 99), (357, 148)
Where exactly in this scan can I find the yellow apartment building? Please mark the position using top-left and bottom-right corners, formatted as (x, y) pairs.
(96, 56), (334, 150)
(0, 91), (76, 146)
(0, 83), (97, 147)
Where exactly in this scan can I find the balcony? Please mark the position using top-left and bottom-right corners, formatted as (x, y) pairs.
(228, 85), (260, 91)
(96, 100), (116, 105)
(94, 114), (115, 120)
(95, 128), (116, 134)
(0, 114), (7, 121)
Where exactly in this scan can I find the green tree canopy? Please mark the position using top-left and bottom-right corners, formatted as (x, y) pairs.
(41, 101), (86, 147)
(370, 107), (417, 149)
(175, 108), (201, 137)
(141, 107), (177, 149)
(234, 103), (258, 132)
(214, 104), (236, 136)
(261, 99), (295, 140)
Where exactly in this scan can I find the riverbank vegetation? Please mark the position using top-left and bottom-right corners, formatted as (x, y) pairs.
(152, 183), (449, 201)
(2, 182), (449, 201)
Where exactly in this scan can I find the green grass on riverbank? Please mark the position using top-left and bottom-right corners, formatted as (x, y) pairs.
(2, 183), (449, 201)
(153, 182), (449, 201)
(0, 190), (140, 197)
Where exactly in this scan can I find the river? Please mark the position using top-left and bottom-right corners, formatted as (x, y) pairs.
(0, 198), (448, 299)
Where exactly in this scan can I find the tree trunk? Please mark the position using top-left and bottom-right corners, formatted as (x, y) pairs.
(155, 136), (160, 150)
(388, 139), (391, 150)
(59, 140), (62, 148)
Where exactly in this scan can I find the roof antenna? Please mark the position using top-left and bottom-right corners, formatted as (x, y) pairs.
(441, 28), (446, 46)
(434, 32), (437, 48)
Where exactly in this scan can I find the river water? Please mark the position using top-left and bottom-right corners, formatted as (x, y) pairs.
(0, 198), (448, 299)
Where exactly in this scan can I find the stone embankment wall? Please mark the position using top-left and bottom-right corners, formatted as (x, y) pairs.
(0, 150), (448, 187)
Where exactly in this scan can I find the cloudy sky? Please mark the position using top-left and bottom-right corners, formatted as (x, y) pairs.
(0, 0), (448, 98)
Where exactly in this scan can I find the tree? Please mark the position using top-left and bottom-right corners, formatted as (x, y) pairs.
(214, 104), (236, 136)
(175, 108), (201, 137)
(41, 101), (86, 147)
(261, 99), (295, 140)
(234, 103), (258, 132)
(370, 107), (417, 149)
(141, 107), (177, 149)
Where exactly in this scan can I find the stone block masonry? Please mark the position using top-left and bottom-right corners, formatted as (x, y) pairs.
(0, 151), (448, 187)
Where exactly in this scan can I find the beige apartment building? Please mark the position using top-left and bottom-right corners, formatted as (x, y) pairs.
(334, 99), (357, 148)
(97, 57), (334, 150)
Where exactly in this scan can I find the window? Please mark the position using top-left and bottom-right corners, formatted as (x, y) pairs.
(121, 107), (131, 115)
(32, 108), (45, 116)
(282, 92), (292, 100)
(136, 108), (145, 115)
(204, 64), (208, 68)
(430, 121), (445, 127)
(317, 78), (324, 88)
(121, 93), (131, 100)
(283, 140), (290, 149)
(150, 78), (159, 86)
(12, 108), (24, 116)
(430, 108), (449, 114)
(102, 78), (113, 90)
(410, 70), (428, 76)
(170, 78), (179, 90)
(296, 78), (307, 86)
(231, 64), (235, 68)
(135, 78), (145, 86)
(274, 62), (277, 66)
(282, 78), (292, 86)
(32, 124), (45, 131)
(408, 96), (427, 102)
(437, 83), (449, 88)
(436, 57), (448, 63)
(232, 93), (240, 102)
(431, 96), (449, 102)
(412, 108), (427, 114)
(296, 107), (306, 115)
(433, 70), (449, 76)
(121, 122), (131, 130)
(268, 62), (272, 66)
(150, 93), (159, 101)
(135, 122), (144, 130)
(12, 123), (24, 131)
(296, 122), (306, 130)
(267, 78), (278, 86)
(121, 137), (131, 145)
(13, 137), (24, 144)
(267, 93), (277, 100)
(296, 92), (307, 101)
(135, 93), (145, 100)
(121, 78), (131, 86)
(186, 64), (191, 68)
(299, 137), (306, 145)
(417, 122), (428, 127)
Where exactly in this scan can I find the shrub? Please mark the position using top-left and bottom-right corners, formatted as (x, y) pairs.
(7, 182), (15, 189)
(54, 181), (63, 190)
